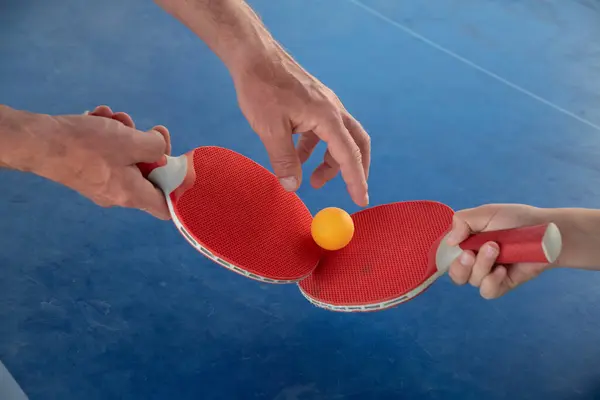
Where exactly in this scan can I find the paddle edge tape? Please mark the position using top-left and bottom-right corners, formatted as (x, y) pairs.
(165, 146), (319, 283)
(298, 269), (444, 312)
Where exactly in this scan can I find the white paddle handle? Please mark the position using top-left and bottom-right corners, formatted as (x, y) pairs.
(137, 155), (188, 195)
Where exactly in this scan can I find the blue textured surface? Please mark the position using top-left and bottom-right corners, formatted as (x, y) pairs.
(2, 0), (600, 399)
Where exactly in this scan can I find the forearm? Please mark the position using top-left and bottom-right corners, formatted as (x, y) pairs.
(155, 0), (278, 71)
(0, 105), (50, 172)
(541, 207), (600, 270)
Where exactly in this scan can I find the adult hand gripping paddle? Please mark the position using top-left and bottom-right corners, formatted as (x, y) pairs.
(139, 147), (562, 312)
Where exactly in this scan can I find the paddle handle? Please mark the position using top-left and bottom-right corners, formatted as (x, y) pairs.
(136, 154), (192, 197)
(137, 155), (168, 179)
(459, 223), (562, 264)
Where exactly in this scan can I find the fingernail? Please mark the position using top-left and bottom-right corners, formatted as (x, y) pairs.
(279, 177), (298, 191)
(459, 252), (474, 266)
(486, 244), (498, 258)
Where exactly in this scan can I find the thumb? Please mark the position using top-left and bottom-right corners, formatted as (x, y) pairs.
(261, 130), (302, 192)
(123, 167), (171, 220)
(446, 215), (472, 246)
(446, 205), (497, 246)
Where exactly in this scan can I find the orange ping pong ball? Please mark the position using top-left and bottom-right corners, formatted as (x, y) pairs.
(311, 207), (355, 251)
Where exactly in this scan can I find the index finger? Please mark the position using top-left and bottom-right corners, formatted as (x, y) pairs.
(120, 125), (168, 164)
(313, 113), (369, 207)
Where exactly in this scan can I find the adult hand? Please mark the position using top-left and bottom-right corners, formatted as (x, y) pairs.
(154, 0), (370, 206)
(231, 50), (371, 207)
(445, 203), (553, 299)
(32, 106), (172, 219)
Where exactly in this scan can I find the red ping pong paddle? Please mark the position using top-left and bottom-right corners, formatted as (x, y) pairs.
(137, 146), (322, 283)
(138, 147), (562, 312)
(297, 201), (561, 312)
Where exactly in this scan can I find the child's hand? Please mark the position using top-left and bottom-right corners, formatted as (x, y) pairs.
(446, 204), (553, 299)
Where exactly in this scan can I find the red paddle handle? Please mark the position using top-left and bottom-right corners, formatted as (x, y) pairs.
(459, 223), (561, 264)
(137, 155), (167, 179)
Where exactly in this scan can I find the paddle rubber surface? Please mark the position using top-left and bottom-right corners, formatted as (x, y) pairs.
(171, 147), (322, 282)
(299, 201), (454, 309)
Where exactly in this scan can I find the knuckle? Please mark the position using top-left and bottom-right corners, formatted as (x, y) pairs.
(348, 143), (363, 164)
(345, 116), (370, 148)
(108, 180), (138, 208)
(85, 170), (116, 207)
(449, 266), (467, 285)
(322, 87), (342, 106)
(480, 281), (500, 299)
(270, 156), (299, 172)
(116, 191), (138, 208)
(119, 196), (136, 209)
(355, 133), (371, 153)
(319, 97), (338, 111)
(331, 138), (361, 165)
(93, 196), (111, 208)
(311, 99), (339, 119)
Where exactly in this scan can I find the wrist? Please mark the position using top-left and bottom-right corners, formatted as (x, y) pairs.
(227, 40), (289, 85)
(539, 207), (600, 270)
(228, 36), (282, 74)
(216, 1), (280, 74)
(0, 105), (55, 173)
(157, 0), (281, 75)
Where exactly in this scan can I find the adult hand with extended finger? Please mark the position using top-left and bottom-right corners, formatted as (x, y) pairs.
(231, 50), (371, 207)
(154, 0), (371, 206)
